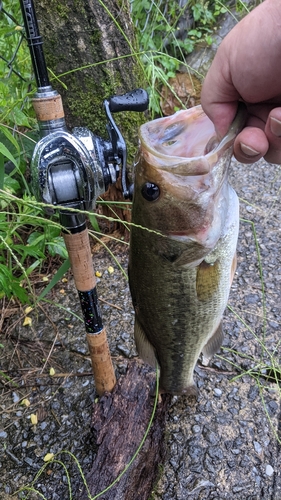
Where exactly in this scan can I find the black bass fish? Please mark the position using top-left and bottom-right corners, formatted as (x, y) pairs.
(128, 105), (246, 395)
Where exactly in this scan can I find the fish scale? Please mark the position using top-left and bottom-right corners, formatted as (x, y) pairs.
(129, 105), (246, 395)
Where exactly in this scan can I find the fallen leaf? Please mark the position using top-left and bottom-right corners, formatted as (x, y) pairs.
(23, 316), (32, 327)
(21, 398), (31, 407)
(30, 413), (38, 425)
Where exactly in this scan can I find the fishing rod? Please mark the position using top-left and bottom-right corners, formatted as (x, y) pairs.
(19, 0), (149, 395)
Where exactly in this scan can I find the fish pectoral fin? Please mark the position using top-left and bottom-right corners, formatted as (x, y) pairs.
(201, 321), (224, 366)
(196, 259), (220, 301)
(134, 317), (157, 368)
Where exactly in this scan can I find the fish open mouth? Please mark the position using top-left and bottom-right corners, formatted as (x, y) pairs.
(142, 106), (217, 159)
(140, 104), (247, 162)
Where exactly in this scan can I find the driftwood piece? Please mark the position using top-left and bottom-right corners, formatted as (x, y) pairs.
(79, 360), (171, 500)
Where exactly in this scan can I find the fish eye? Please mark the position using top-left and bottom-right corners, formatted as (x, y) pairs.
(141, 182), (160, 201)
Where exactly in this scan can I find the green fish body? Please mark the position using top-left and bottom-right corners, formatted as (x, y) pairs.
(129, 105), (245, 395)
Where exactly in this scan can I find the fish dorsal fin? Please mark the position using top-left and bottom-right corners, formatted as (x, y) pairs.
(196, 259), (220, 301)
(134, 317), (157, 368)
(201, 321), (224, 366)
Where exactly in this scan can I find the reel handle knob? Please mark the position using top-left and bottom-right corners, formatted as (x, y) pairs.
(107, 88), (149, 113)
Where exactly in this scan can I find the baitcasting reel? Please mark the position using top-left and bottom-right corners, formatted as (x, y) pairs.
(31, 87), (148, 227)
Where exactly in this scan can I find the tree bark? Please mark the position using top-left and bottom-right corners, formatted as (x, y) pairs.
(78, 360), (171, 500)
(34, 0), (146, 166)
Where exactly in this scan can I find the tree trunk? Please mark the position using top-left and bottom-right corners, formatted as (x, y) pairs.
(34, 0), (146, 168)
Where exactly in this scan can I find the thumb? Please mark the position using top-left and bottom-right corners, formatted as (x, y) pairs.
(200, 47), (240, 138)
(201, 96), (239, 139)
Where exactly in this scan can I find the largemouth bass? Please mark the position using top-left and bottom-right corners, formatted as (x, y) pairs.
(128, 105), (246, 395)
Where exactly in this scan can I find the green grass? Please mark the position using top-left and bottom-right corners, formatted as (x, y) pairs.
(3, 0), (280, 498)
(0, 2), (65, 304)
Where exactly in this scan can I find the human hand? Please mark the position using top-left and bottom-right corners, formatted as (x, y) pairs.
(201, 0), (281, 164)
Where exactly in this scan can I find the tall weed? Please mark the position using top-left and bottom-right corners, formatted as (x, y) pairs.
(130, 0), (233, 116)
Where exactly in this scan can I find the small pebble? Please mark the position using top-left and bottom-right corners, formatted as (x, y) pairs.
(265, 464), (274, 476)
(232, 486), (245, 493)
(12, 392), (20, 403)
(214, 388), (222, 397)
(24, 457), (35, 467)
(253, 441), (262, 455)
(192, 425), (201, 434)
(116, 344), (130, 357)
(246, 205), (254, 212)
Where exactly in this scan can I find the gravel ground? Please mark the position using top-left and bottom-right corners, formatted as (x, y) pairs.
(1, 157), (281, 499)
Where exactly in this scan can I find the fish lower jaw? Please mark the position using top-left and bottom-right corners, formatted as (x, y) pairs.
(168, 231), (217, 249)
(168, 232), (198, 244)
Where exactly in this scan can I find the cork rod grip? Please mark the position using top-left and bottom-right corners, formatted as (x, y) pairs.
(32, 94), (65, 122)
(87, 329), (116, 395)
(63, 229), (96, 292)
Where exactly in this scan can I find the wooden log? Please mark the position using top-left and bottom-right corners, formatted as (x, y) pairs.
(78, 359), (171, 500)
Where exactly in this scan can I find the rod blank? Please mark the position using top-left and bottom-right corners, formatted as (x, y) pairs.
(19, 0), (50, 88)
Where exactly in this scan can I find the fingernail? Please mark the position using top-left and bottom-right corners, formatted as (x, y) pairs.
(240, 143), (260, 157)
(270, 117), (281, 137)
